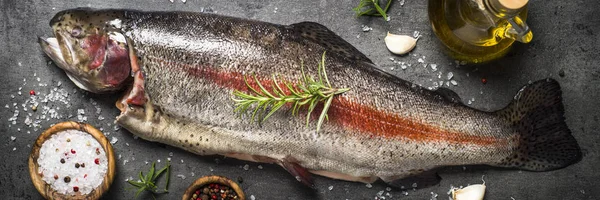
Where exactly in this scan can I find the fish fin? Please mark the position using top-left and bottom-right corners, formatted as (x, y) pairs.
(381, 170), (441, 189)
(435, 87), (462, 103)
(280, 157), (314, 188)
(495, 79), (582, 171)
(288, 22), (373, 63)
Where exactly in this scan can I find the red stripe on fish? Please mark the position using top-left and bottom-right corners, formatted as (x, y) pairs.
(152, 57), (506, 146)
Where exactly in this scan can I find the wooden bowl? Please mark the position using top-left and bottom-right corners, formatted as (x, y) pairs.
(28, 121), (116, 200)
(182, 175), (246, 200)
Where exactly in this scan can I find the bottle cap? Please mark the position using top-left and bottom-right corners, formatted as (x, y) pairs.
(495, 0), (528, 10)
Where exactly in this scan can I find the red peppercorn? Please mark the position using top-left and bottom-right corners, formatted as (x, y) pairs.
(84, 174), (88, 178)
(94, 158), (100, 165)
(195, 190), (201, 195)
(73, 186), (79, 192)
(481, 78), (487, 84)
(71, 149), (76, 154)
(29, 90), (35, 95)
(54, 175), (59, 180)
(211, 195), (217, 200)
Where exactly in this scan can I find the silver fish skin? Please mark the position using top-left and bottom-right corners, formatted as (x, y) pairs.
(39, 8), (581, 186)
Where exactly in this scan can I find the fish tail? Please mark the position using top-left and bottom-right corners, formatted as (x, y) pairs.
(495, 79), (581, 171)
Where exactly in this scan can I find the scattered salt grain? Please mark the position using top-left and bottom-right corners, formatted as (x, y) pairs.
(366, 183), (373, 188)
(430, 64), (438, 72)
(191, 172), (195, 176)
(13, 147), (16, 151)
(412, 183), (418, 188)
(447, 72), (454, 80)
(430, 192), (438, 200)
(417, 58), (424, 63)
(177, 174), (186, 179)
(400, 0), (405, 6)
(328, 185), (334, 191)
(110, 137), (118, 144)
(386, 187), (392, 191)
(10, 136), (16, 141)
(243, 164), (250, 171)
(123, 159), (128, 165)
(402, 191), (409, 196)
(181, 0), (186, 3)
(209, 167), (214, 172)
(180, 159), (184, 164)
(169, 152), (173, 157)
(167, 157), (171, 161)
(250, 195), (256, 200)
(451, 80), (458, 86)
(361, 25), (373, 32)
(257, 165), (263, 169)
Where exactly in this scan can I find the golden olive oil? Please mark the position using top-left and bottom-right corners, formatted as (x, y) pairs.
(428, 0), (533, 63)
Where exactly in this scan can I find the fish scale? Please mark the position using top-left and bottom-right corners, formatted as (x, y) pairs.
(39, 8), (581, 187)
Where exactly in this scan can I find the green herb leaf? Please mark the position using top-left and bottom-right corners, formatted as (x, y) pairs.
(128, 161), (171, 198)
(353, 0), (393, 20)
(232, 52), (349, 132)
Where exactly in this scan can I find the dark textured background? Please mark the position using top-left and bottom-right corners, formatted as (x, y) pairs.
(1, 0), (599, 199)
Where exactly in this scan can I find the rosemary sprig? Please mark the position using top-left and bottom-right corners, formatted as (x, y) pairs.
(232, 52), (349, 132)
(127, 161), (171, 199)
(353, 0), (393, 20)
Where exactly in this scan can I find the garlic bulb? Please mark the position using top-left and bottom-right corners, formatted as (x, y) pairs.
(384, 32), (418, 55)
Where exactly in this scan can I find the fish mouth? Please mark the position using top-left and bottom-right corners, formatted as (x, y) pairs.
(39, 36), (95, 92)
(39, 36), (68, 67)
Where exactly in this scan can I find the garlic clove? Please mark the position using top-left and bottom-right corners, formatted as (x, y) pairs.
(384, 32), (418, 55)
(452, 184), (486, 200)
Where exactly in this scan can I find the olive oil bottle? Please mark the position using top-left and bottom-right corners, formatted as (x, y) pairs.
(428, 0), (533, 63)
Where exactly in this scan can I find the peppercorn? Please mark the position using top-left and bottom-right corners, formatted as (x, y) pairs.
(70, 149), (76, 154)
(95, 158), (100, 165)
(81, 163), (85, 168)
(73, 186), (79, 192)
(75, 163), (80, 168)
(64, 176), (71, 183)
(203, 187), (209, 194)
(29, 90), (35, 95)
(53, 174), (59, 180)
(201, 195), (209, 200)
(67, 138), (71, 142)
(60, 158), (65, 164)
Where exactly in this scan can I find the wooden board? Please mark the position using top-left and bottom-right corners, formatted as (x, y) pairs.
(28, 121), (116, 200)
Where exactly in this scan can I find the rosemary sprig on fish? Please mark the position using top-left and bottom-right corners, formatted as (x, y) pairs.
(232, 52), (349, 132)
(39, 8), (582, 190)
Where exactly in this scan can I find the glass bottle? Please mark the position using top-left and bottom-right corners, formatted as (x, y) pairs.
(428, 0), (533, 63)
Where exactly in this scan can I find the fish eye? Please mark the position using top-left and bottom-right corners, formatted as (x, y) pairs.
(71, 26), (83, 38)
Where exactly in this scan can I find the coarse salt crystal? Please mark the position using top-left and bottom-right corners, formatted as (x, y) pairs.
(10, 136), (16, 141)
(37, 129), (108, 195)
(110, 137), (118, 144)
(243, 164), (250, 171)
(328, 185), (334, 191)
(250, 195), (256, 200)
(366, 183), (373, 188)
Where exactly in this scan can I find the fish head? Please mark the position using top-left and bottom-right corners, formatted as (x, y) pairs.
(39, 8), (131, 93)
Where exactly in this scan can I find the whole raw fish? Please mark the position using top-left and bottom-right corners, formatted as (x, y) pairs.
(39, 8), (581, 187)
